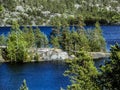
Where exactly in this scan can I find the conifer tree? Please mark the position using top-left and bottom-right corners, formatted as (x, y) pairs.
(50, 36), (60, 48)
(34, 27), (48, 48)
(60, 27), (71, 53)
(7, 21), (29, 62)
(99, 44), (120, 90)
(19, 79), (29, 90)
(64, 50), (100, 90)
(23, 26), (35, 48)
(0, 34), (6, 46)
(88, 22), (106, 52)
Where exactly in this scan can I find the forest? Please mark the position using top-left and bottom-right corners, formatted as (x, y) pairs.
(0, 0), (120, 90)
(0, 0), (120, 25)
(0, 21), (105, 62)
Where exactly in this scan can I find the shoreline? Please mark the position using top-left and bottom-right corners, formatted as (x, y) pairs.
(0, 51), (110, 63)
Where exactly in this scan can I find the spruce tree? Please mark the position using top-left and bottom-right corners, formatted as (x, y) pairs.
(7, 21), (29, 62)
(64, 50), (100, 90)
(34, 27), (48, 48)
(60, 28), (71, 53)
(99, 44), (120, 90)
(0, 34), (6, 46)
(19, 79), (29, 90)
(50, 36), (60, 48)
(88, 22), (106, 52)
(23, 26), (35, 48)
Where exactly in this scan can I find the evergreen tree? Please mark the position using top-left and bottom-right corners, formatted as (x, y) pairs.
(7, 21), (29, 62)
(34, 27), (48, 48)
(0, 34), (6, 46)
(64, 50), (100, 90)
(23, 26), (35, 48)
(88, 22), (106, 52)
(60, 27), (71, 53)
(19, 79), (29, 90)
(99, 44), (120, 90)
(50, 36), (60, 48)
(77, 29), (90, 51)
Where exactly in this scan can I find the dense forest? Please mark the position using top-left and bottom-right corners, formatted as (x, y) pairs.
(0, 0), (120, 25)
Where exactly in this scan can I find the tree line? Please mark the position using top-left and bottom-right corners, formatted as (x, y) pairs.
(0, 0), (119, 25)
(0, 21), (106, 62)
(0, 21), (48, 62)
(50, 22), (106, 54)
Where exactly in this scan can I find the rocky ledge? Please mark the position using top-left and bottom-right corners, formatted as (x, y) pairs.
(31, 48), (70, 61)
(29, 48), (110, 61)
(89, 52), (110, 59)
(0, 48), (110, 62)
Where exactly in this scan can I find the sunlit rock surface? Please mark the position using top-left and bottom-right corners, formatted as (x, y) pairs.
(36, 48), (69, 61)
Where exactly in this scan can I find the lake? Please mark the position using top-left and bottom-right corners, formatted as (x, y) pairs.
(0, 25), (120, 90)
(0, 61), (70, 90)
(0, 60), (107, 90)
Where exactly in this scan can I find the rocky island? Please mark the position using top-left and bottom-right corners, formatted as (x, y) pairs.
(0, 47), (110, 63)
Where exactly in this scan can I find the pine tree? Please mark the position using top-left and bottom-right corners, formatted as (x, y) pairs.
(88, 22), (106, 52)
(23, 26), (35, 48)
(64, 50), (100, 90)
(60, 27), (71, 53)
(0, 34), (6, 46)
(7, 21), (29, 62)
(19, 79), (29, 90)
(34, 27), (48, 48)
(99, 44), (120, 90)
(50, 36), (60, 48)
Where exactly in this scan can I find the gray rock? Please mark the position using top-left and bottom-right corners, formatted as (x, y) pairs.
(89, 52), (110, 59)
(36, 48), (69, 61)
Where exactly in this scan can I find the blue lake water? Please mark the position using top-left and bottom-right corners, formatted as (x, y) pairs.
(0, 61), (70, 90)
(0, 59), (108, 90)
(0, 25), (120, 90)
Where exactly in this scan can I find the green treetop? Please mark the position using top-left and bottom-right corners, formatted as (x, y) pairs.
(87, 22), (106, 52)
(0, 34), (6, 46)
(6, 21), (29, 62)
(19, 79), (29, 90)
(64, 50), (100, 90)
(99, 44), (120, 90)
(23, 26), (35, 48)
(34, 27), (48, 48)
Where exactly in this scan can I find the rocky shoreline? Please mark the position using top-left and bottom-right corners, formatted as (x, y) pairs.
(0, 48), (110, 63)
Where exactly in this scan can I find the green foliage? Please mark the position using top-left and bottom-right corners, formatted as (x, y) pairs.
(34, 27), (48, 48)
(60, 28), (71, 52)
(19, 79), (29, 90)
(60, 27), (90, 54)
(50, 36), (60, 48)
(0, 34), (6, 46)
(1, 0), (120, 25)
(7, 21), (29, 62)
(87, 22), (106, 52)
(50, 22), (106, 54)
(23, 26), (35, 47)
(99, 44), (120, 90)
(64, 50), (100, 90)
(34, 53), (40, 61)
(0, 4), (4, 12)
